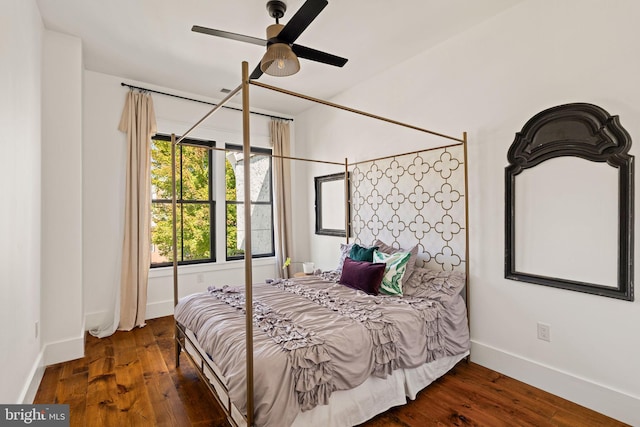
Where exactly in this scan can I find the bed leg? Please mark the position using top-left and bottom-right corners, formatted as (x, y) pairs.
(175, 325), (181, 368)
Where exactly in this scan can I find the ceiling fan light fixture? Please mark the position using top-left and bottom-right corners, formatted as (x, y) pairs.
(260, 43), (300, 77)
(260, 23), (300, 77)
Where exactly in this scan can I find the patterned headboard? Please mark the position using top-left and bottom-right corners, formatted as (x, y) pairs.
(350, 144), (466, 272)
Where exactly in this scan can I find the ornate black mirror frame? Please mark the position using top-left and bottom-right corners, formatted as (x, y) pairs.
(315, 172), (351, 237)
(505, 103), (634, 301)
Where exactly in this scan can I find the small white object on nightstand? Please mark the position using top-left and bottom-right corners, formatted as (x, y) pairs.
(302, 262), (315, 274)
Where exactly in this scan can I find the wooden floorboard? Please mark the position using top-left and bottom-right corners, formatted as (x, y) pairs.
(34, 316), (627, 427)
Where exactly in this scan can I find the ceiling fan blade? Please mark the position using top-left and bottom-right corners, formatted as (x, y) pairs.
(292, 44), (348, 67)
(276, 0), (327, 44)
(250, 64), (264, 80)
(192, 25), (266, 46)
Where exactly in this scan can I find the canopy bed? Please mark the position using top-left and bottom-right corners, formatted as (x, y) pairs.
(170, 61), (470, 427)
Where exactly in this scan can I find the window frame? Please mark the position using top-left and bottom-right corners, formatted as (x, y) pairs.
(225, 143), (275, 261)
(150, 134), (216, 268)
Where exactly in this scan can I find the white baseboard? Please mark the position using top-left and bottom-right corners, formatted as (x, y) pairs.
(44, 333), (85, 366)
(145, 299), (174, 320)
(18, 350), (46, 404)
(21, 327), (86, 403)
(470, 340), (639, 426)
(85, 300), (174, 332)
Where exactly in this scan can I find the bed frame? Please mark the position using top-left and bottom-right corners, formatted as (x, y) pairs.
(171, 61), (470, 426)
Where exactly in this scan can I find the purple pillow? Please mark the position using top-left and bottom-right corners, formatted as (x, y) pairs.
(339, 257), (386, 295)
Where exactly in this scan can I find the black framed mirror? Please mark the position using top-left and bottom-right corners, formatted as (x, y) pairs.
(315, 172), (350, 237)
(505, 103), (634, 301)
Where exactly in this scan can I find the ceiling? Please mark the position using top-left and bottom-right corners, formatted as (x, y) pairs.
(36, 0), (519, 116)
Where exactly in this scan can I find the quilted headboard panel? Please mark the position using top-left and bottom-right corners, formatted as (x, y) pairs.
(351, 145), (466, 272)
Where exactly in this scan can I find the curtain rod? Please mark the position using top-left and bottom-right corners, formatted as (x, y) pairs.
(120, 82), (293, 122)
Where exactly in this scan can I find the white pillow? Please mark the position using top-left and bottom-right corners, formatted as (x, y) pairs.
(336, 243), (353, 271)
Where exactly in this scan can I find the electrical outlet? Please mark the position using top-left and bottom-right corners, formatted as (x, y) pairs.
(197, 273), (204, 284)
(35, 321), (39, 339)
(537, 322), (551, 342)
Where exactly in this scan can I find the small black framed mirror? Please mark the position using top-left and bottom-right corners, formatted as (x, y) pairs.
(505, 103), (634, 301)
(315, 172), (350, 237)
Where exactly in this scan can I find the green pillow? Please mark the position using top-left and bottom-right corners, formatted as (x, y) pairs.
(373, 250), (411, 296)
(349, 244), (379, 262)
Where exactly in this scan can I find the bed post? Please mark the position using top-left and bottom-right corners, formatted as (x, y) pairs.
(462, 132), (471, 361)
(344, 158), (350, 244)
(241, 61), (255, 427)
(171, 133), (181, 367)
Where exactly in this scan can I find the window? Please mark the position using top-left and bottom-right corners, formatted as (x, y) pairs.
(225, 144), (275, 260)
(150, 135), (275, 267)
(150, 134), (215, 267)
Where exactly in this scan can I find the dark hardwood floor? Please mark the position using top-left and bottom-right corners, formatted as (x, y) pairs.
(34, 316), (627, 426)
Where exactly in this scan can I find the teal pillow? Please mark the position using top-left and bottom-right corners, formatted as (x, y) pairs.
(349, 243), (379, 262)
(373, 250), (411, 296)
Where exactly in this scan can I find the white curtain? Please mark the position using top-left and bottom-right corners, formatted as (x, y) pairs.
(91, 90), (156, 338)
(117, 90), (156, 330)
(271, 120), (293, 278)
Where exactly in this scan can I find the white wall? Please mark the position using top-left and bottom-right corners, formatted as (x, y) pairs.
(294, 1), (640, 424)
(83, 70), (283, 329)
(0, 0), (44, 403)
(41, 30), (84, 365)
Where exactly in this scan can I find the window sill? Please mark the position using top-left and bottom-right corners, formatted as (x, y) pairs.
(148, 257), (277, 279)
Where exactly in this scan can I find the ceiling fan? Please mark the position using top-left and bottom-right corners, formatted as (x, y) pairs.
(192, 0), (348, 79)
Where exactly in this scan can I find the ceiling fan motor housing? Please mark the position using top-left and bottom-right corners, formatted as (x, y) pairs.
(267, 1), (287, 20)
(266, 23), (285, 44)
